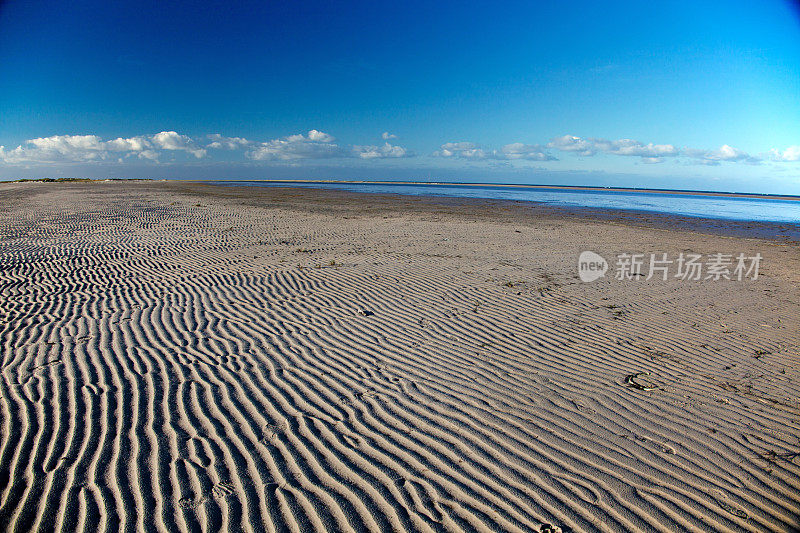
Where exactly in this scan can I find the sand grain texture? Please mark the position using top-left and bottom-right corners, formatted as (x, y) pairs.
(0, 182), (798, 532)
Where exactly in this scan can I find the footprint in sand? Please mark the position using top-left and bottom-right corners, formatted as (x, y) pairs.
(395, 477), (444, 524)
(538, 524), (563, 533)
(186, 437), (213, 468)
(212, 481), (236, 501)
(571, 400), (597, 415)
(178, 496), (206, 510)
(342, 434), (362, 448)
(713, 490), (749, 520)
(260, 422), (286, 445)
(633, 434), (676, 455)
(619, 433), (676, 455)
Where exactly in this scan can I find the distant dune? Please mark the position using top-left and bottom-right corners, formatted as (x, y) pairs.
(0, 181), (798, 532)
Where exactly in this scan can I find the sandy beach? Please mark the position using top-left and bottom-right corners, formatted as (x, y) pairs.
(0, 180), (798, 532)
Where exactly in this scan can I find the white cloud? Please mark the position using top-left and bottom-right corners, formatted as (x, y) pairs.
(0, 129), (418, 166)
(547, 135), (598, 156)
(1, 129), (780, 171)
(768, 146), (800, 162)
(0, 134), (132, 163)
(684, 144), (760, 165)
(494, 143), (556, 161)
(433, 142), (484, 158)
(248, 131), (411, 161)
(307, 129), (335, 143)
(598, 139), (678, 158)
(0, 131), (207, 164)
(106, 136), (151, 152)
(206, 134), (253, 150)
(28, 134), (106, 154)
(247, 130), (344, 161)
(433, 141), (555, 161)
(1, 134), (111, 163)
(151, 131), (206, 158)
(548, 135), (678, 159)
(352, 142), (411, 159)
(550, 134), (764, 165)
(137, 150), (160, 161)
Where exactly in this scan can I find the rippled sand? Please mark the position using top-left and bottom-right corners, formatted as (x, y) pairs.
(0, 181), (798, 532)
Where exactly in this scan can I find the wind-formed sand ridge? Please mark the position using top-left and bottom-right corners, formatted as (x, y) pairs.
(0, 182), (798, 532)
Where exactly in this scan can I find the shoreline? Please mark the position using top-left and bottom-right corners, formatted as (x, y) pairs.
(183, 181), (800, 243)
(204, 179), (800, 201)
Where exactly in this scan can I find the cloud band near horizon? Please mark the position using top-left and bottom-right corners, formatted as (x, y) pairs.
(1, 130), (798, 168)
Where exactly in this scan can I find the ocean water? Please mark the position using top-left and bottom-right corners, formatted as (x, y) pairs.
(209, 181), (800, 223)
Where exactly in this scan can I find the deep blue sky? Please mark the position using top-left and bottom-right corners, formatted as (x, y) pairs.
(1, 0), (799, 193)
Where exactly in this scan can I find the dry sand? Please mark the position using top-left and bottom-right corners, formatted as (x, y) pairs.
(0, 181), (798, 532)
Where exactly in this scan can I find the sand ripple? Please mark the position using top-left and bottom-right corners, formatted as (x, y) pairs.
(0, 183), (798, 532)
